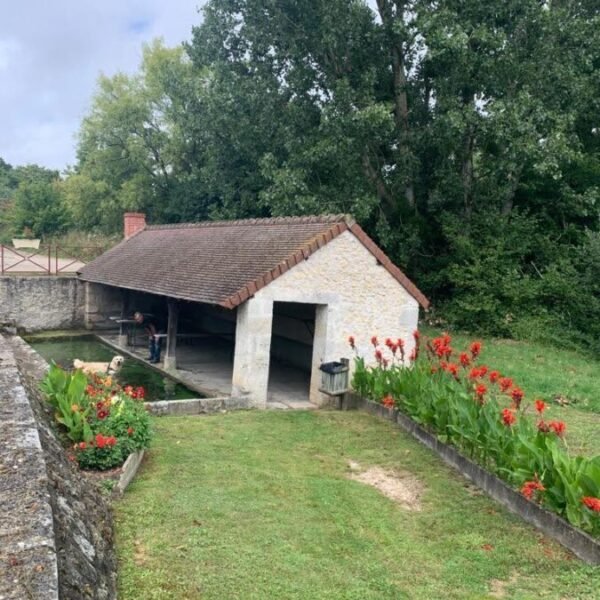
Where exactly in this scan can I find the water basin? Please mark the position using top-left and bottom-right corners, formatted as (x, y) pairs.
(26, 334), (201, 401)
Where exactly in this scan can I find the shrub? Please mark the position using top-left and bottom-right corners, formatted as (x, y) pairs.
(351, 333), (600, 536)
(41, 365), (152, 471)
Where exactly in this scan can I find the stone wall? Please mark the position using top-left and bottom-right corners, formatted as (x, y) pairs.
(232, 230), (420, 406)
(0, 276), (85, 332)
(84, 282), (123, 330)
(0, 334), (117, 599)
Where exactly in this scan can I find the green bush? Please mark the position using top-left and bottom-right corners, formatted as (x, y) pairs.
(41, 365), (152, 471)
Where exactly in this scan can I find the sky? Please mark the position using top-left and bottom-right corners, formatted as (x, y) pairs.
(0, 1), (206, 171)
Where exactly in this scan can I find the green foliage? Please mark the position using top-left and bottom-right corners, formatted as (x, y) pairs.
(352, 335), (600, 535)
(12, 180), (71, 238)
(40, 365), (152, 470)
(40, 364), (93, 442)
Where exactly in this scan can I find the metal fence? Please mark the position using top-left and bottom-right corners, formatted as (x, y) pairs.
(0, 245), (105, 275)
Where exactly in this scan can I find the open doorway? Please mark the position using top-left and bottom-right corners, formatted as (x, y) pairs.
(268, 301), (317, 407)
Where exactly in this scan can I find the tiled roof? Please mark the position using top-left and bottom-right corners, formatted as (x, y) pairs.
(79, 215), (429, 309)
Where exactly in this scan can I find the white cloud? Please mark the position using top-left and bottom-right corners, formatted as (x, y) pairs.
(0, 1), (206, 171)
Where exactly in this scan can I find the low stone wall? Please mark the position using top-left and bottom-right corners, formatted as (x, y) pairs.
(1, 335), (117, 599)
(0, 276), (84, 332)
(345, 393), (600, 565)
(145, 395), (252, 416)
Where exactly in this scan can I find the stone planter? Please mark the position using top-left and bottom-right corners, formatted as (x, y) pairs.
(345, 393), (600, 565)
(12, 238), (41, 249)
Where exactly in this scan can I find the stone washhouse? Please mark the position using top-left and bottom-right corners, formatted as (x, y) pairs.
(78, 213), (429, 407)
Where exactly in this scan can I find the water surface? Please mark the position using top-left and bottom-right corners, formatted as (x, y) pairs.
(27, 335), (200, 401)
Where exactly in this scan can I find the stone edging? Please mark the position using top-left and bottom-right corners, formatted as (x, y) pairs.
(345, 393), (600, 565)
(144, 396), (252, 416)
(116, 450), (145, 494)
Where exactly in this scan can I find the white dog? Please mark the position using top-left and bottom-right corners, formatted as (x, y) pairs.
(73, 355), (124, 376)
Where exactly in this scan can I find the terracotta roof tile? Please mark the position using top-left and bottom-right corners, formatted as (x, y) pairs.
(79, 215), (429, 309)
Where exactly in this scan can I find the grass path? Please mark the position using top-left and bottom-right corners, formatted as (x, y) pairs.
(116, 412), (599, 599)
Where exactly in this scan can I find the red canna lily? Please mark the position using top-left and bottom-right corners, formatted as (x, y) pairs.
(521, 478), (545, 500)
(548, 420), (566, 437)
(582, 497), (600, 512)
(502, 408), (516, 426)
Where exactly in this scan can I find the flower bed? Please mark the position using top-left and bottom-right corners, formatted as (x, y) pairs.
(351, 333), (600, 536)
(41, 365), (152, 471)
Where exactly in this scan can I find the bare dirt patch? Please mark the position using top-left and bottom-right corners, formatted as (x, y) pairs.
(488, 572), (519, 598)
(347, 461), (423, 511)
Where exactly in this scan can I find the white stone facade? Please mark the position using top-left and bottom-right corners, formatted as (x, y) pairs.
(231, 231), (420, 407)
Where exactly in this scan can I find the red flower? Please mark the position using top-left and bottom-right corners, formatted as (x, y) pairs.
(78, 442), (87, 450)
(382, 358), (389, 368)
(348, 335), (355, 349)
(396, 338), (405, 361)
(374, 349), (383, 363)
(510, 387), (524, 409)
(459, 352), (470, 367)
(382, 394), (395, 408)
(478, 365), (488, 377)
(95, 433), (106, 449)
(413, 330), (421, 342)
(96, 409), (108, 420)
(488, 370), (500, 383)
(371, 336), (378, 347)
(521, 479), (545, 500)
(582, 497), (600, 512)
(475, 383), (487, 397)
(470, 341), (482, 359)
(499, 377), (513, 392)
(468, 367), (481, 380)
(535, 399), (547, 414)
(548, 420), (566, 437)
(96, 401), (104, 410)
(127, 427), (134, 436)
(409, 348), (417, 362)
(502, 408), (516, 427)
(537, 420), (550, 433)
(385, 338), (394, 348)
(447, 363), (459, 379)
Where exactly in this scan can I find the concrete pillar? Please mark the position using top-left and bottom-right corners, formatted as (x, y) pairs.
(164, 300), (179, 371)
(309, 304), (330, 405)
(231, 298), (274, 408)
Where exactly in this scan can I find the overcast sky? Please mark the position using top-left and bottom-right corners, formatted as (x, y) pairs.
(0, 1), (206, 172)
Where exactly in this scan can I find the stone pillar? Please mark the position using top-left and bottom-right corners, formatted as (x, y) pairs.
(163, 300), (179, 371)
(309, 304), (330, 405)
(231, 298), (274, 408)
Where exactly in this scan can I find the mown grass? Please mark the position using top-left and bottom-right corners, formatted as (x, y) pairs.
(116, 412), (599, 599)
(422, 326), (600, 456)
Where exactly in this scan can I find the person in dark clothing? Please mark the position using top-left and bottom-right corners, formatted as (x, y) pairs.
(133, 312), (164, 363)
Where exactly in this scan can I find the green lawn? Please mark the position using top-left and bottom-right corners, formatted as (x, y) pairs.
(422, 327), (600, 456)
(116, 412), (599, 599)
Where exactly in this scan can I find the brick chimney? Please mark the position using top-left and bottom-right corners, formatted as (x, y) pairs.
(124, 212), (146, 238)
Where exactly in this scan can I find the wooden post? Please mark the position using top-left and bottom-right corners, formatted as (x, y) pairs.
(164, 300), (179, 371)
(118, 289), (129, 347)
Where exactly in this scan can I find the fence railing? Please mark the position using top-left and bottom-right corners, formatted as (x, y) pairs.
(0, 245), (105, 275)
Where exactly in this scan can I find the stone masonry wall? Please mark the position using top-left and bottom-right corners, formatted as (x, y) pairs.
(232, 230), (420, 406)
(0, 334), (117, 599)
(0, 276), (85, 332)
(84, 282), (123, 330)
